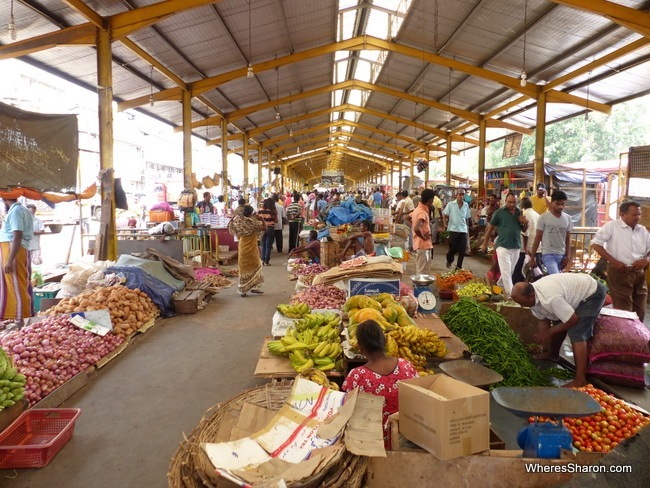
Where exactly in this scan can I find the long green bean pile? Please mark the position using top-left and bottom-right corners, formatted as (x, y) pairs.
(442, 298), (549, 387)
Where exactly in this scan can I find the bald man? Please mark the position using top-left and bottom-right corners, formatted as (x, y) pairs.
(510, 273), (606, 388)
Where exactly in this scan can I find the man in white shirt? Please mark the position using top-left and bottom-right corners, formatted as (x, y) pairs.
(513, 197), (539, 282)
(511, 273), (607, 388)
(398, 190), (415, 250)
(26, 204), (46, 265)
(273, 194), (286, 253)
(591, 201), (650, 321)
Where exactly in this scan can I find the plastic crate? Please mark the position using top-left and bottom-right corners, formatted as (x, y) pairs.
(0, 409), (81, 469)
(33, 285), (61, 312)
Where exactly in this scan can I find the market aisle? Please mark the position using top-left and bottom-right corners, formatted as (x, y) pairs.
(2, 247), (297, 488)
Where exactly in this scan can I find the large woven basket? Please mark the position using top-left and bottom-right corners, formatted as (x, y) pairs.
(168, 380), (366, 488)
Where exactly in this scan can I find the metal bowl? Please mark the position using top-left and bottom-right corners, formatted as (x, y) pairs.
(410, 274), (437, 286)
(439, 360), (503, 387)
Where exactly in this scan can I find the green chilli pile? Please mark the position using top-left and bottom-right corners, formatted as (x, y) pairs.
(0, 347), (26, 410)
(442, 298), (549, 387)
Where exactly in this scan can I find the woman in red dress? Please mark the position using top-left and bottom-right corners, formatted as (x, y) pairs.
(342, 320), (418, 447)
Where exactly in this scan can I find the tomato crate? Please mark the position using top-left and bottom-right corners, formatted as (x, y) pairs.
(0, 409), (81, 469)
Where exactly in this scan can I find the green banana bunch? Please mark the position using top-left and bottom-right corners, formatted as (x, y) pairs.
(277, 302), (311, 318)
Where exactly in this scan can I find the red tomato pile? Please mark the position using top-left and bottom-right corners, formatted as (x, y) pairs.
(528, 385), (650, 453)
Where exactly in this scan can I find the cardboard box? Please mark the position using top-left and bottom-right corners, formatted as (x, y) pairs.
(173, 290), (207, 314)
(398, 375), (490, 460)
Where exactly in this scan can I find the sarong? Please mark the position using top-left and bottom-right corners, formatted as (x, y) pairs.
(237, 233), (264, 294)
(0, 242), (33, 320)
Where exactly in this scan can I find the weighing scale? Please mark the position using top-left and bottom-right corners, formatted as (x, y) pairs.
(410, 274), (437, 314)
(492, 387), (601, 458)
(439, 360), (503, 388)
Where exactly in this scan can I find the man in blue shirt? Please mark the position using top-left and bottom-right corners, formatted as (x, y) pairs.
(372, 188), (383, 207)
(1, 197), (34, 320)
(442, 189), (471, 269)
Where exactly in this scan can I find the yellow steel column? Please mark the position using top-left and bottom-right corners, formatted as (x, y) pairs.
(535, 91), (547, 187)
(97, 28), (116, 261)
(221, 118), (229, 203)
(409, 153), (415, 191)
(398, 159), (403, 191)
(446, 134), (452, 186)
(182, 89), (192, 190)
(478, 117), (487, 199)
(281, 162), (287, 194)
(257, 146), (263, 199)
(243, 135), (249, 199)
(424, 145), (430, 188)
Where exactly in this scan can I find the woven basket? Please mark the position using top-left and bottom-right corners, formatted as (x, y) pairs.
(167, 380), (366, 488)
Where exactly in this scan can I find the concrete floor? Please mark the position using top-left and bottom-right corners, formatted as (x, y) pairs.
(2, 236), (648, 487)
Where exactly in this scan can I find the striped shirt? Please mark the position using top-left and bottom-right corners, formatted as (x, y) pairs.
(286, 202), (302, 222)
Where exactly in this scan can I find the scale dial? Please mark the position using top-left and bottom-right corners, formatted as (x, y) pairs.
(416, 290), (437, 311)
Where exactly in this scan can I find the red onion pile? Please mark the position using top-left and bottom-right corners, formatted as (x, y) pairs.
(0, 315), (125, 406)
(295, 264), (329, 276)
(291, 285), (347, 310)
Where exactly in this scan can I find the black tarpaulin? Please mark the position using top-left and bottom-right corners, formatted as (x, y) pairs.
(0, 101), (78, 191)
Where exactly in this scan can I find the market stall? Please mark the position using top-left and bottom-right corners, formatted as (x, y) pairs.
(0, 247), (237, 453)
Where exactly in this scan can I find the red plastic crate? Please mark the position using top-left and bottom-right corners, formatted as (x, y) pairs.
(0, 409), (81, 469)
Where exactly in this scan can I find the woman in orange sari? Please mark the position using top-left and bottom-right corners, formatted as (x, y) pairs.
(228, 205), (265, 297)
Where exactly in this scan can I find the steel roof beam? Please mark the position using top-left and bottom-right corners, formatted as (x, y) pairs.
(549, 0), (650, 38)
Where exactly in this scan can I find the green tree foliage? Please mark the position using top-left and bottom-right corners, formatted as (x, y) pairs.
(486, 98), (650, 168)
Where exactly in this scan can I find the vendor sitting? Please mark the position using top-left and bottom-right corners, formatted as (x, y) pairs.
(337, 220), (375, 261)
(288, 230), (321, 263)
(343, 320), (418, 447)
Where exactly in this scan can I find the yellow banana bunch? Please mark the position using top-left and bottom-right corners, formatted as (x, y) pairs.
(385, 334), (399, 357)
(267, 339), (289, 357)
(343, 295), (382, 312)
(299, 368), (340, 390)
(277, 302), (311, 318)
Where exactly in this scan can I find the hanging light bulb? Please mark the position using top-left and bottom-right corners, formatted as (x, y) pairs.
(276, 111), (281, 120)
(296, 146), (300, 154)
(247, 63), (254, 79)
(289, 129), (293, 137)
(8, 0), (16, 41)
(520, 70), (527, 87)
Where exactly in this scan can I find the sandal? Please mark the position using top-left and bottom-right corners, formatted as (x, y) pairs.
(251, 289), (264, 294)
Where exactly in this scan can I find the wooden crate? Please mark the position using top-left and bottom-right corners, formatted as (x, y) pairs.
(320, 240), (339, 268)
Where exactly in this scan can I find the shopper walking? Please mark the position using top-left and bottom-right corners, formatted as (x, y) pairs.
(25, 204), (46, 266)
(258, 198), (277, 266)
(530, 183), (551, 215)
(227, 205), (264, 297)
(513, 197), (539, 283)
(412, 189), (434, 275)
(273, 194), (286, 253)
(591, 201), (650, 321)
(480, 192), (529, 295)
(0, 197), (34, 320)
(430, 190), (443, 246)
(442, 189), (470, 269)
(286, 192), (303, 252)
(530, 190), (573, 274)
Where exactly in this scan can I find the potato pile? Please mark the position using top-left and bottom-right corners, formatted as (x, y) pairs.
(44, 285), (160, 336)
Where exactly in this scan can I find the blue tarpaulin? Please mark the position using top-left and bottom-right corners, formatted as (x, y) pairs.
(106, 266), (176, 317)
(325, 200), (373, 226)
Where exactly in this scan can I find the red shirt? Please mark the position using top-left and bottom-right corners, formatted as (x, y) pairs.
(342, 358), (418, 445)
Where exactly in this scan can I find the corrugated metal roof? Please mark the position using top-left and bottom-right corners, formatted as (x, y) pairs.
(1, 0), (649, 183)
